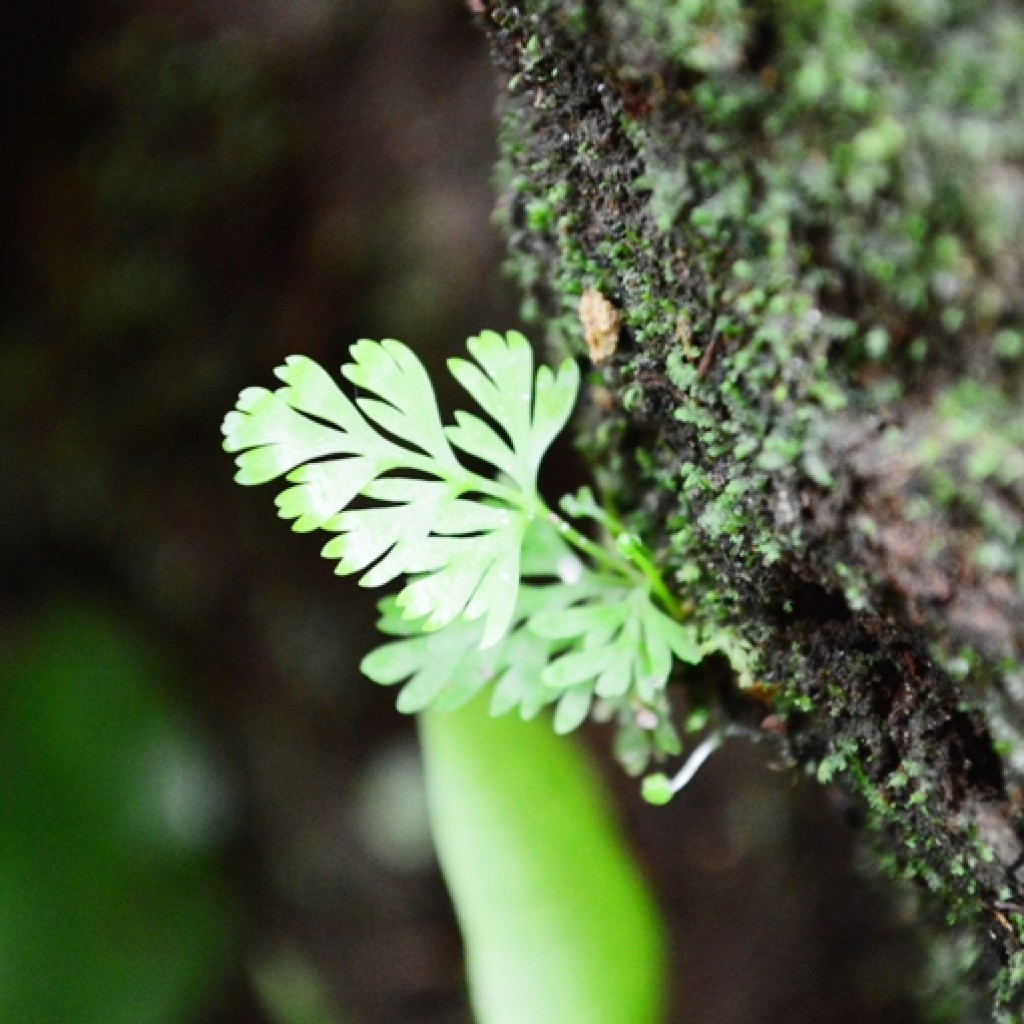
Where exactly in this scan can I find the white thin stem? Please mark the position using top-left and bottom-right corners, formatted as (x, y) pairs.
(667, 731), (725, 793)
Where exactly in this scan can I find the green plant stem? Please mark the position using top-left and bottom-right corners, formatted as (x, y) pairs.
(621, 540), (682, 619)
(595, 504), (683, 619)
(451, 471), (683, 617)
(544, 508), (631, 578)
(544, 506), (683, 619)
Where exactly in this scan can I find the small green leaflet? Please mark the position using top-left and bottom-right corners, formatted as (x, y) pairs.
(361, 520), (699, 738)
(362, 587), (569, 720)
(361, 521), (595, 727)
(533, 583), (701, 703)
(222, 330), (579, 648)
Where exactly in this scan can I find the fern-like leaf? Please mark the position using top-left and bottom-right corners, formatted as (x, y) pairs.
(534, 583), (701, 705)
(222, 331), (579, 647)
(361, 523), (594, 725)
(362, 586), (600, 731)
(362, 520), (698, 738)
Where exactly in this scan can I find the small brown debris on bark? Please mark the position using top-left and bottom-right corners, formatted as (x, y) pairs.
(580, 287), (622, 364)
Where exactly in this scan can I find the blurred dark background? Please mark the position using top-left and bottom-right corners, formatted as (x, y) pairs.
(0, 3), (930, 1022)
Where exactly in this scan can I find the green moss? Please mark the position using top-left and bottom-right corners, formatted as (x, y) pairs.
(498, 0), (1023, 683)
(488, 1), (1024, 1008)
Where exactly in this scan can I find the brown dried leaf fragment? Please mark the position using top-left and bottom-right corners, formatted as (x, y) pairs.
(580, 288), (622, 365)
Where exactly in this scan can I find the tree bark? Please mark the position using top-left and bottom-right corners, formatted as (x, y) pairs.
(476, 3), (1024, 1017)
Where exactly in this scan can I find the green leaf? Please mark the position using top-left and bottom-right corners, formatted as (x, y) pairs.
(553, 684), (595, 734)
(344, 337), (460, 470)
(644, 598), (703, 666)
(0, 604), (235, 1024)
(363, 583), (568, 722)
(537, 584), (699, 703)
(223, 357), (401, 496)
(225, 332), (704, 745)
(362, 611), (488, 714)
(363, 512), (697, 736)
(419, 696), (666, 1024)
(559, 486), (617, 530)
(446, 330), (580, 496)
(361, 522), (651, 730)
(222, 332), (579, 648)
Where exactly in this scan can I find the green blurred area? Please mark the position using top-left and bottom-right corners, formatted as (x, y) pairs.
(420, 698), (665, 1024)
(0, 3), (503, 1021)
(0, 603), (236, 1024)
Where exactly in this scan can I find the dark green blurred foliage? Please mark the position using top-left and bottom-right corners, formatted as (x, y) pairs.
(0, 4), (502, 1021)
(0, 602), (236, 1024)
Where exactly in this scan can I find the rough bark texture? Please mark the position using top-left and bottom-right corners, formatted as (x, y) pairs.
(475, 3), (1024, 1018)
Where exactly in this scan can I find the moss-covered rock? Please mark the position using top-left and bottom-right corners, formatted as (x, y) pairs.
(477, 1), (1024, 1016)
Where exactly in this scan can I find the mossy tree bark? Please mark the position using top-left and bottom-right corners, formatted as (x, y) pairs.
(475, 3), (1024, 1018)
